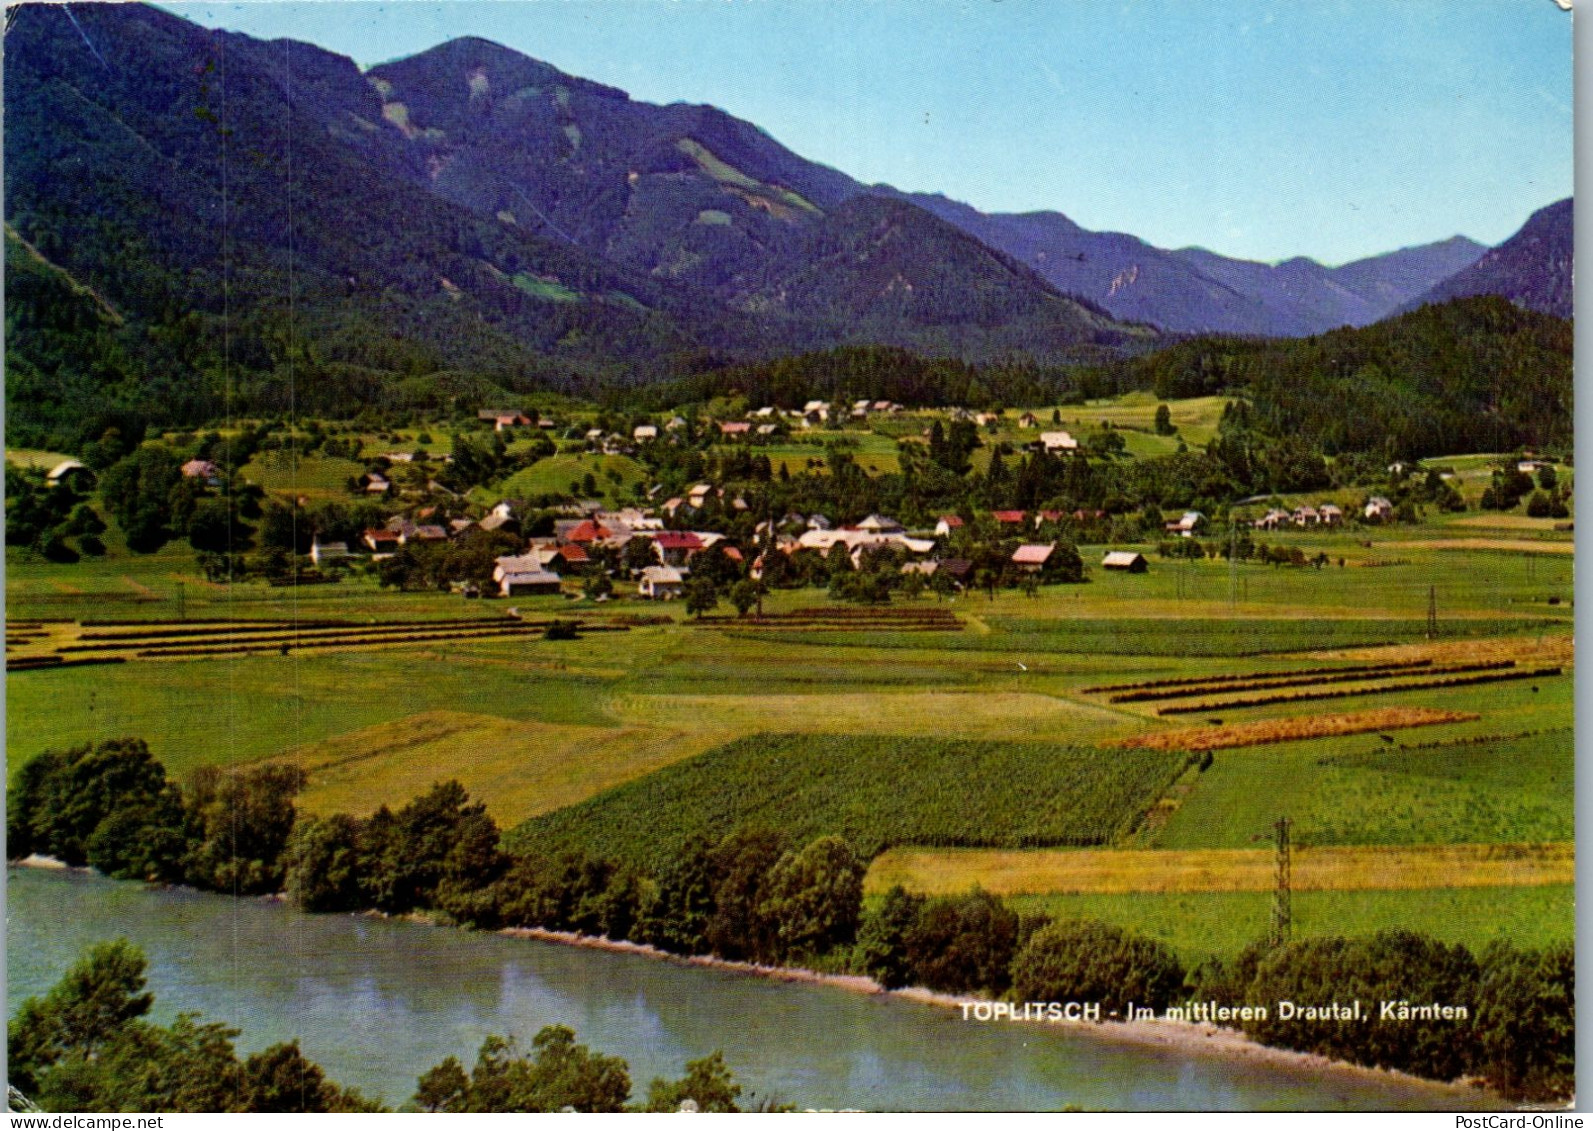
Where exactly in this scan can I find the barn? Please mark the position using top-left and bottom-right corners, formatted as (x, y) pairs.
(1102, 551), (1149, 573)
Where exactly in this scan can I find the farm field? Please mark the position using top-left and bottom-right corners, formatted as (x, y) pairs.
(1003, 885), (1573, 964)
(866, 842), (1573, 897)
(4, 448), (76, 470)
(4, 494), (1574, 966)
(510, 733), (1192, 869)
(485, 453), (647, 505)
(718, 430), (904, 475)
(238, 451), (368, 499)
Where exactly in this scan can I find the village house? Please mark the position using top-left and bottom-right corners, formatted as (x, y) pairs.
(361, 472), (391, 496)
(45, 460), (94, 490)
(653, 531), (704, 566)
(1102, 550), (1149, 573)
(362, 529), (400, 554)
(719, 421), (752, 437)
(600, 508), (663, 533)
(1011, 544), (1054, 572)
(666, 416), (688, 431)
(402, 524), (449, 544)
(802, 400), (831, 423)
(935, 515), (964, 537)
(493, 412), (531, 433)
(498, 569), (562, 597)
(638, 565), (686, 600)
(1364, 496), (1395, 522)
(993, 510), (1028, 527)
(1254, 508), (1291, 531)
(1165, 511), (1205, 537)
(1039, 431), (1078, 453)
(855, 514), (904, 534)
(1292, 505), (1320, 527)
(633, 424), (659, 442)
(562, 518), (617, 546)
(555, 544), (591, 570)
(310, 539), (350, 567)
(753, 406), (777, 418)
(181, 459), (221, 484)
(937, 558), (973, 587)
(757, 423), (780, 437)
(1319, 503), (1344, 526)
(1017, 412), (1041, 429)
(797, 528), (935, 559)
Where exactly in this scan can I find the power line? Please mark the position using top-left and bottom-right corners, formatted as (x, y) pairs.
(1269, 816), (1292, 949)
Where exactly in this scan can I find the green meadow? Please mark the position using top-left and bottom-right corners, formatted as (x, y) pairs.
(4, 455), (1574, 961)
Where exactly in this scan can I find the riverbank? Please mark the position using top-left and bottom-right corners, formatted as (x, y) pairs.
(500, 924), (1507, 1107)
(7, 858), (1515, 1108)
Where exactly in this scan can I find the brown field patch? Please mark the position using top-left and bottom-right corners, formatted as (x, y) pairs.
(1448, 514), (1572, 533)
(1381, 538), (1573, 555)
(120, 576), (160, 599)
(866, 842), (1573, 897)
(1310, 634), (1575, 667)
(1111, 707), (1478, 752)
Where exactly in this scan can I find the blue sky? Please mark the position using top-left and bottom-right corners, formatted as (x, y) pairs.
(161, 0), (1572, 266)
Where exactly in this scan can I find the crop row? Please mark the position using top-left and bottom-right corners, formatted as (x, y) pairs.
(1157, 667), (1564, 715)
(1081, 658), (1434, 695)
(1109, 660), (1514, 703)
(721, 618), (963, 632)
(1391, 726), (1572, 754)
(511, 733), (1191, 870)
(8, 655), (128, 671)
(61, 620), (624, 655)
(79, 615), (528, 642)
(781, 606), (961, 621)
(134, 626), (577, 659)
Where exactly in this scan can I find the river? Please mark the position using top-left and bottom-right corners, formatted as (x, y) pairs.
(7, 867), (1497, 1112)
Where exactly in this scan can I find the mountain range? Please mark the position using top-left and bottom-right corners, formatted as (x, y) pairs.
(1, 1), (1572, 445)
(1401, 198), (1573, 320)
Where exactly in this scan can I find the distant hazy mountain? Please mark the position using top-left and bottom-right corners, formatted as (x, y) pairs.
(2, 0), (1566, 448)
(1403, 199), (1572, 319)
(890, 191), (1486, 336)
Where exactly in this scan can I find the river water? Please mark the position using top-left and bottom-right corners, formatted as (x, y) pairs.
(7, 867), (1496, 1112)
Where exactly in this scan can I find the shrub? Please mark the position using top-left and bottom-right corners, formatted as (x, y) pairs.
(903, 889), (1019, 995)
(1010, 919), (1185, 1014)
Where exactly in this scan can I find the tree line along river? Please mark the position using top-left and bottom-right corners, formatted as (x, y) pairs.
(7, 867), (1498, 1112)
